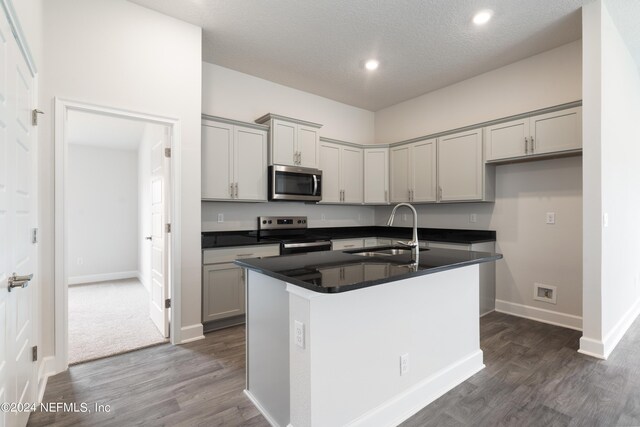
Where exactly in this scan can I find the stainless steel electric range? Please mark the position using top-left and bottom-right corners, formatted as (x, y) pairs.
(258, 216), (332, 255)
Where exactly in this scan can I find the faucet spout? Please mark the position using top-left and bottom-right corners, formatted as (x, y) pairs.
(386, 203), (419, 260)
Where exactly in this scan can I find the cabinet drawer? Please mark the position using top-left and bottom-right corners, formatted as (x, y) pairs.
(203, 244), (280, 264)
(332, 238), (365, 250)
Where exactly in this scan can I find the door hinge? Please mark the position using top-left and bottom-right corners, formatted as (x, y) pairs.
(164, 148), (171, 158)
(165, 223), (171, 233)
(32, 228), (38, 244)
(165, 299), (171, 309)
(32, 109), (44, 126)
(32, 346), (38, 362)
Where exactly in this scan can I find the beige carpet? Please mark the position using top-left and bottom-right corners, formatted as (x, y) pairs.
(68, 278), (167, 365)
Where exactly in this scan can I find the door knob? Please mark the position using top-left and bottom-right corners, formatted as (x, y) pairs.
(8, 273), (33, 292)
(145, 236), (152, 240)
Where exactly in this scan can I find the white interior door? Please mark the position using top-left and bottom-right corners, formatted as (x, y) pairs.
(149, 127), (170, 338)
(0, 9), (38, 427)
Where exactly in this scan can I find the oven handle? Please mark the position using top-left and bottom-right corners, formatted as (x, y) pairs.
(283, 241), (331, 249)
(312, 174), (318, 196)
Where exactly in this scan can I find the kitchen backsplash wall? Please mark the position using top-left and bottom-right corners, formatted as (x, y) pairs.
(202, 202), (376, 231)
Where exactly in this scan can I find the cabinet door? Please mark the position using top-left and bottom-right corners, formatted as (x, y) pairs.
(272, 119), (297, 166)
(531, 107), (582, 155)
(319, 142), (341, 203)
(202, 263), (245, 322)
(364, 148), (389, 204)
(297, 124), (319, 168)
(390, 145), (410, 202)
(341, 146), (363, 204)
(411, 138), (437, 202)
(234, 126), (268, 201)
(485, 118), (530, 161)
(438, 129), (483, 201)
(202, 123), (233, 200)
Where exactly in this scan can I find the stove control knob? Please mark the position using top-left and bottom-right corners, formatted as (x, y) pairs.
(268, 220), (272, 224)
(297, 220), (301, 224)
(303, 220), (306, 223)
(262, 220), (266, 224)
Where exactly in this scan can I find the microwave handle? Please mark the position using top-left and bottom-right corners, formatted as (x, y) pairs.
(312, 174), (318, 196)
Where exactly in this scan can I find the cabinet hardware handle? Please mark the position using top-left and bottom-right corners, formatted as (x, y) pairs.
(234, 182), (238, 198)
(344, 245), (355, 248)
(230, 183), (234, 198)
(525, 137), (529, 154)
(237, 253), (254, 257)
(530, 137), (535, 153)
(408, 189), (411, 201)
(438, 186), (443, 200)
(384, 190), (388, 202)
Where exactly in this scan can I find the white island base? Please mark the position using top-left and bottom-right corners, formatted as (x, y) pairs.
(244, 264), (484, 427)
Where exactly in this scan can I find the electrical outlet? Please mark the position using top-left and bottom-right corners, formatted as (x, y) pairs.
(470, 213), (477, 223)
(533, 283), (557, 304)
(400, 353), (409, 376)
(217, 213), (224, 223)
(294, 320), (305, 349)
(545, 212), (555, 225)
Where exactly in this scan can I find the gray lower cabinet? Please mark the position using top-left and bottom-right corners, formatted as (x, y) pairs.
(202, 263), (245, 322)
(202, 244), (280, 331)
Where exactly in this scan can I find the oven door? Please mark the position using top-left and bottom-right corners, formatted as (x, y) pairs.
(269, 165), (322, 201)
(281, 241), (332, 255)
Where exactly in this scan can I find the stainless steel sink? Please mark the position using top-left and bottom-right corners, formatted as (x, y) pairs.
(351, 248), (425, 257)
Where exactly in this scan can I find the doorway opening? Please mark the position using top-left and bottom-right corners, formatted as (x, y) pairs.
(55, 99), (181, 370)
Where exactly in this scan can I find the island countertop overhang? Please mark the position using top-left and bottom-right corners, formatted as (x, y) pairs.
(235, 247), (503, 293)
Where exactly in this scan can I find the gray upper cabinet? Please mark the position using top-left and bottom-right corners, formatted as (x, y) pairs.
(202, 116), (268, 202)
(485, 106), (582, 163)
(255, 113), (322, 168)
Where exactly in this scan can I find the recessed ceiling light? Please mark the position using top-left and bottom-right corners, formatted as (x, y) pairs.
(365, 59), (379, 71)
(473, 10), (493, 25)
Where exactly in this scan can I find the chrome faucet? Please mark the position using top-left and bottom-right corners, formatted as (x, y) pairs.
(386, 203), (419, 260)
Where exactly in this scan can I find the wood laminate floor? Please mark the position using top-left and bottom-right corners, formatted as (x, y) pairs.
(28, 312), (640, 426)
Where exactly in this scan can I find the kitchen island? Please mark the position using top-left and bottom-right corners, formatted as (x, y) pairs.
(236, 247), (502, 427)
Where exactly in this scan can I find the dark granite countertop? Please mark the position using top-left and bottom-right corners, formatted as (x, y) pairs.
(202, 227), (496, 249)
(235, 246), (502, 293)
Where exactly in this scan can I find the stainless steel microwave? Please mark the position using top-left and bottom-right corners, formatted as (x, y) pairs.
(269, 165), (322, 202)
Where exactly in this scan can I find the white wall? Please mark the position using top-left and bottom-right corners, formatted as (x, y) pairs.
(202, 62), (375, 145)
(581, 0), (640, 359)
(67, 145), (138, 284)
(40, 0), (202, 355)
(374, 41), (584, 327)
(203, 202), (375, 231)
(375, 40), (582, 144)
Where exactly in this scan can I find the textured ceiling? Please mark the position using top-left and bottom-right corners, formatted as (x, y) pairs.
(129, 0), (588, 111)
(67, 110), (148, 150)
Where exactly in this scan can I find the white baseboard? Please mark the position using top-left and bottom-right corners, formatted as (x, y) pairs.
(578, 337), (606, 359)
(37, 356), (56, 403)
(245, 390), (281, 427)
(68, 270), (138, 285)
(495, 299), (582, 331)
(179, 323), (204, 344)
(592, 297), (640, 360)
(347, 350), (484, 427)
